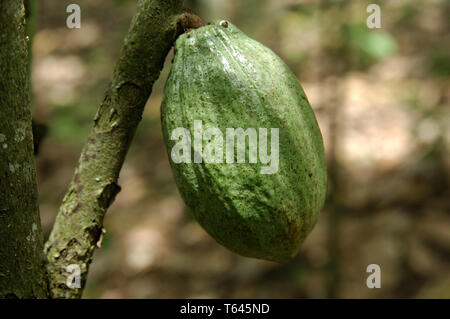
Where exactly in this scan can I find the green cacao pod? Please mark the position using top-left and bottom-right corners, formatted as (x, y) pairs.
(161, 20), (327, 263)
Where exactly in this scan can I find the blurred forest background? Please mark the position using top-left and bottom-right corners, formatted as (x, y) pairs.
(31, 0), (449, 298)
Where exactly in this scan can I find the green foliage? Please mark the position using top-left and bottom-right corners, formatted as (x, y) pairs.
(346, 24), (398, 67)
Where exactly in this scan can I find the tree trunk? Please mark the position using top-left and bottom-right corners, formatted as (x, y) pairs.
(0, 0), (48, 298)
(44, 0), (202, 298)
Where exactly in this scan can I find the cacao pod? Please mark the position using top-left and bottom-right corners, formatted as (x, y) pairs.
(161, 20), (327, 263)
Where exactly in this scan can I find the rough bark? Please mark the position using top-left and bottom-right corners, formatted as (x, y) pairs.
(0, 0), (48, 298)
(44, 0), (204, 298)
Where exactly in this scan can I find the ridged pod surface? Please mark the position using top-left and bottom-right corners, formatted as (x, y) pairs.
(161, 20), (327, 262)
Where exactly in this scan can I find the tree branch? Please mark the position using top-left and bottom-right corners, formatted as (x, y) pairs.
(44, 0), (204, 298)
(0, 0), (48, 298)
